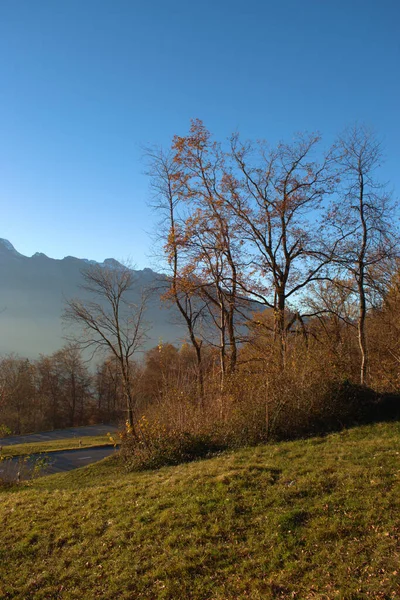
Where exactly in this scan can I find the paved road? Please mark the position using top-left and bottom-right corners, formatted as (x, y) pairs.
(0, 424), (119, 447)
(0, 445), (118, 481)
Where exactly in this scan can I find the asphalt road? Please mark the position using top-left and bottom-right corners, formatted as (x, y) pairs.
(0, 424), (119, 447)
(0, 445), (118, 482)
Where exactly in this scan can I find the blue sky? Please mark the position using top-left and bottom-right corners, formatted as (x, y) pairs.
(1, 0), (399, 269)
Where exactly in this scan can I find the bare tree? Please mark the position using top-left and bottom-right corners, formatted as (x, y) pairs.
(228, 131), (337, 359)
(171, 121), (246, 387)
(63, 263), (149, 428)
(328, 125), (398, 385)
(146, 145), (207, 400)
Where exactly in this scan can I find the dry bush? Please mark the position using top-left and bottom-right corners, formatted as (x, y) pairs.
(121, 322), (400, 470)
(119, 416), (223, 471)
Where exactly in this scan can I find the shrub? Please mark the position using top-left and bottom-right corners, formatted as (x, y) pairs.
(119, 417), (224, 471)
(0, 424), (11, 437)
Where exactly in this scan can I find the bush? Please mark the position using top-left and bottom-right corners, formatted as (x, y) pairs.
(218, 369), (395, 443)
(312, 381), (378, 429)
(0, 424), (11, 437)
(120, 417), (224, 471)
(377, 392), (400, 421)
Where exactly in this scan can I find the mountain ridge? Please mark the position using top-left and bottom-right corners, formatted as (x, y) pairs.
(0, 238), (158, 274)
(0, 238), (184, 358)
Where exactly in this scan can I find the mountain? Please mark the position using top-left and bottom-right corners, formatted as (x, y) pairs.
(0, 239), (186, 359)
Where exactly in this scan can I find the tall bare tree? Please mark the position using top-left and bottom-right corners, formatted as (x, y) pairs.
(227, 131), (337, 358)
(64, 264), (149, 428)
(171, 121), (245, 387)
(146, 145), (208, 400)
(328, 125), (398, 385)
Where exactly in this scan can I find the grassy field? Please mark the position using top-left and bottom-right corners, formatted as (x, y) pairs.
(0, 435), (115, 458)
(1, 421), (399, 599)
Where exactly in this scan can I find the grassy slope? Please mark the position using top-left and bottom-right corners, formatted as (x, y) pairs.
(0, 435), (115, 458)
(1, 422), (399, 600)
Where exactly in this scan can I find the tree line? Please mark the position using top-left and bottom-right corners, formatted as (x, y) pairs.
(0, 342), (204, 435)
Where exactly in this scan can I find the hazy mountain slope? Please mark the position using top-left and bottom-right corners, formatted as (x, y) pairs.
(0, 239), (186, 358)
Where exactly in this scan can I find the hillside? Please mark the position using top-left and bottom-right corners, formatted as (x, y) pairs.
(0, 238), (186, 358)
(1, 421), (399, 599)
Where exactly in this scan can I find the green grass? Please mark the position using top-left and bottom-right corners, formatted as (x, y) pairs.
(1, 421), (399, 599)
(0, 435), (116, 458)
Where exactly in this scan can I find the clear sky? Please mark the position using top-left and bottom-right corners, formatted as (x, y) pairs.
(1, 0), (399, 269)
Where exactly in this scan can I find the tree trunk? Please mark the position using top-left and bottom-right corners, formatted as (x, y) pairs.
(357, 168), (368, 386)
(219, 300), (226, 391)
(194, 343), (204, 403)
(358, 280), (368, 385)
(227, 300), (237, 375)
(275, 291), (286, 364)
(70, 373), (76, 427)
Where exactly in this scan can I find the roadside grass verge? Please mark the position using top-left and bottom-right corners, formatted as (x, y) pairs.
(0, 435), (116, 458)
(1, 421), (399, 599)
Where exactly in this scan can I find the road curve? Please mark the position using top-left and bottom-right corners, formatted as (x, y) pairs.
(0, 424), (119, 447)
(0, 445), (118, 482)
